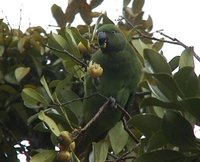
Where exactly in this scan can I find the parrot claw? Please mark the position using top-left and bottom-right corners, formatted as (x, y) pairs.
(108, 97), (118, 109)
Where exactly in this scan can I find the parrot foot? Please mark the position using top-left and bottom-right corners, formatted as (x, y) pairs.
(108, 96), (118, 109)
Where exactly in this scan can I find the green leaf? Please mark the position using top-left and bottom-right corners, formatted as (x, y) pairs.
(179, 47), (194, 68)
(48, 33), (73, 61)
(92, 139), (109, 162)
(146, 130), (168, 152)
(132, 0), (145, 15)
(51, 4), (66, 27)
(30, 150), (56, 162)
(168, 56), (180, 72)
(144, 49), (171, 74)
(162, 111), (197, 149)
(108, 121), (129, 154)
(40, 76), (54, 102)
(145, 15), (153, 31)
(174, 67), (198, 98)
(180, 97), (200, 122)
(135, 150), (185, 162)
(55, 78), (83, 120)
(0, 84), (17, 94)
(141, 97), (181, 110)
(15, 67), (30, 82)
(67, 27), (88, 48)
(4, 70), (18, 85)
(145, 73), (183, 102)
(21, 88), (49, 108)
(128, 113), (162, 137)
(62, 28), (81, 58)
(38, 110), (61, 136)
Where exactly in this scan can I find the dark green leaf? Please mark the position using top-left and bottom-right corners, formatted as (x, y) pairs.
(135, 150), (185, 162)
(162, 111), (197, 149)
(0, 84), (17, 94)
(141, 97), (181, 110)
(108, 121), (129, 154)
(146, 130), (168, 151)
(144, 49), (171, 74)
(168, 56), (180, 72)
(174, 67), (198, 98)
(128, 113), (161, 137)
(55, 78), (83, 120)
(180, 97), (200, 122)
(179, 47), (195, 68)
(145, 73), (183, 101)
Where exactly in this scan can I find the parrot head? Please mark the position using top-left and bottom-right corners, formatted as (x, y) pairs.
(97, 24), (127, 53)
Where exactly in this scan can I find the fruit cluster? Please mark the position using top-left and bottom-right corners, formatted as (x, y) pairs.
(57, 131), (75, 162)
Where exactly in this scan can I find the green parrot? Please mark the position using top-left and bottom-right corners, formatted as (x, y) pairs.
(78, 24), (143, 159)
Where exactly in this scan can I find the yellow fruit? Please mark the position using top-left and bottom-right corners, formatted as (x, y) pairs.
(78, 42), (90, 54)
(57, 151), (71, 162)
(58, 131), (73, 147)
(87, 61), (103, 78)
(69, 141), (75, 151)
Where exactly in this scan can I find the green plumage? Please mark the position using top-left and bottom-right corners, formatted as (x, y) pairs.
(78, 24), (142, 159)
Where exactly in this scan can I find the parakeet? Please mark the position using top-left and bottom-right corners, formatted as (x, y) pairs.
(78, 24), (143, 159)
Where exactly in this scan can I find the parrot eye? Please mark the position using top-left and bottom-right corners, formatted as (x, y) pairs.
(111, 30), (116, 34)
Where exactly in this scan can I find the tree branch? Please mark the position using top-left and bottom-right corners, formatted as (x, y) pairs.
(81, 99), (110, 132)
(119, 16), (200, 63)
(43, 44), (87, 68)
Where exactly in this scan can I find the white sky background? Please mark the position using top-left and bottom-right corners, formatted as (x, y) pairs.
(0, 0), (199, 74)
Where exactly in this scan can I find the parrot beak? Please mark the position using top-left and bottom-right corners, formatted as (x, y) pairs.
(98, 31), (108, 49)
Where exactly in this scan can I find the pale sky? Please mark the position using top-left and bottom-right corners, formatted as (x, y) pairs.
(0, 0), (199, 74)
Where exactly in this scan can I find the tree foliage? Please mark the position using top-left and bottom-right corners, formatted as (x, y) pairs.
(0, 0), (200, 162)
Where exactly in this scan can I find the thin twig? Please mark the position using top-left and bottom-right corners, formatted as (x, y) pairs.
(157, 30), (188, 48)
(157, 31), (200, 62)
(44, 44), (87, 68)
(120, 15), (200, 63)
(122, 118), (139, 144)
(113, 147), (136, 162)
(81, 99), (110, 132)
(97, 93), (132, 119)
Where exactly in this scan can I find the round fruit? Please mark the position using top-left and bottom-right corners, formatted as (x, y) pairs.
(57, 151), (71, 162)
(69, 141), (75, 151)
(58, 131), (73, 147)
